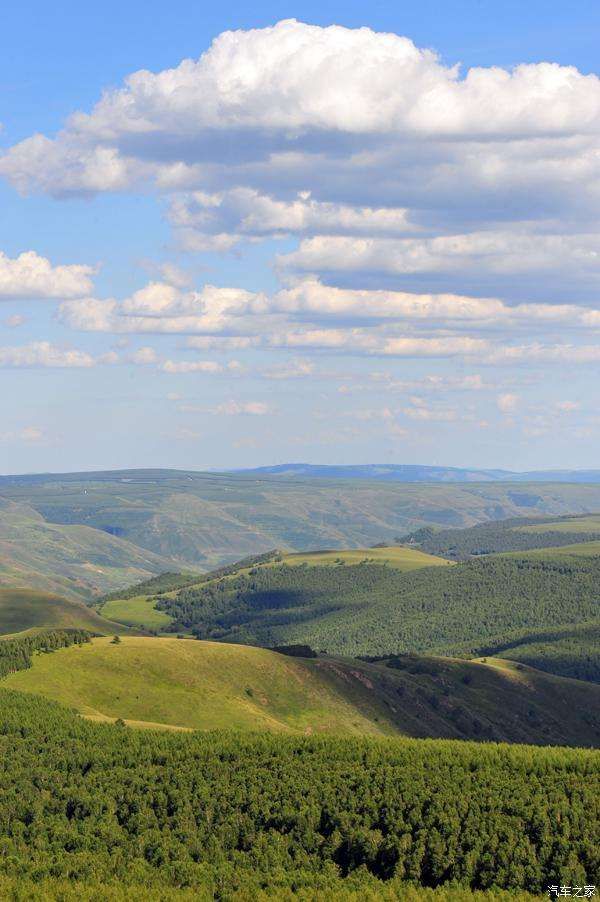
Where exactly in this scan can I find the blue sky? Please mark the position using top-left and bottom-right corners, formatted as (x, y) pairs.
(1, 1), (600, 473)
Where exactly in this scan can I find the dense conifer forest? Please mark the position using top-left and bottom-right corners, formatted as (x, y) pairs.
(156, 556), (600, 672)
(0, 687), (597, 897)
(405, 517), (600, 558)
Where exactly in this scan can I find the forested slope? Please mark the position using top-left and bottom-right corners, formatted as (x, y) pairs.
(0, 687), (596, 896)
(406, 515), (600, 559)
(155, 556), (600, 666)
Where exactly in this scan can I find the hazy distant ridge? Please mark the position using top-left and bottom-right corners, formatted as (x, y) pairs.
(235, 463), (600, 483)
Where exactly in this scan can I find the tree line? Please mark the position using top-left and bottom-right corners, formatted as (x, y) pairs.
(0, 629), (91, 679)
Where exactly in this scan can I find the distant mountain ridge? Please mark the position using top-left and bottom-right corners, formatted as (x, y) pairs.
(4, 469), (600, 585)
(234, 463), (600, 483)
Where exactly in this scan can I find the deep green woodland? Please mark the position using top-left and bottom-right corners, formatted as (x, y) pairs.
(154, 554), (600, 676)
(0, 687), (597, 897)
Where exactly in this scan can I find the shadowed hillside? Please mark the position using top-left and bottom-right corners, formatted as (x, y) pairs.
(0, 588), (131, 636)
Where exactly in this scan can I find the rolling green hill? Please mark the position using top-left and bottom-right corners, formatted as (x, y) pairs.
(4, 635), (600, 746)
(4, 469), (600, 570)
(99, 546), (450, 631)
(0, 588), (131, 636)
(3, 636), (391, 735)
(152, 555), (599, 659)
(0, 499), (179, 600)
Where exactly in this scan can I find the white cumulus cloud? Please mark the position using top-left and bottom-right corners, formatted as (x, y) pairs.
(0, 250), (94, 300)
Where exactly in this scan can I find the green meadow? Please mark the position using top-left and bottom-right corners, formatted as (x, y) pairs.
(100, 595), (174, 630)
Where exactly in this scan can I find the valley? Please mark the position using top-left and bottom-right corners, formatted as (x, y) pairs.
(3, 469), (600, 578)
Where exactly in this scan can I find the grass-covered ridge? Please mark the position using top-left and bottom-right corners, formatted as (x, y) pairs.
(0, 687), (596, 895)
(0, 587), (131, 636)
(4, 636), (600, 745)
(276, 545), (452, 569)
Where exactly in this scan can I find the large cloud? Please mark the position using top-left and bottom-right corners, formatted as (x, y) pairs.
(6, 20), (600, 380)
(58, 282), (268, 334)
(277, 232), (600, 302)
(0, 251), (94, 300)
(3, 19), (600, 211)
(169, 188), (417, 251)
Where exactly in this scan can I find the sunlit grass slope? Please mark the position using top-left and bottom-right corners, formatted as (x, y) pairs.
(503, 540), (600, 558)
(0, 588), (129, 636)
(4, 636), (600, 745)
(3, 637), (395, 734)
(100, 595), (173, 630)
(516, 514), (600, 533)
(277, 545), (452, 570)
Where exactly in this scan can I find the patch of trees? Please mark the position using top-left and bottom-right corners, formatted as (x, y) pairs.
(404, 516), (600, 559)
(0, 629), (91, 679)
(99, 552), (280, 606)
(0, 688), (596, 895)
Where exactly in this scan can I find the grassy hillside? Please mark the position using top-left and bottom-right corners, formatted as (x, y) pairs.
(0, 588), (131, 636)
(516, 514), (600, 532)
(277, 545), (452, 569)
(504, 539), (600, 558)
(4, 636), (600, 745)
(2, 636), (396, 735)
(0, 499), (178, 600)
(100, 596), (174, 630)
(4, 469), (600, 569)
